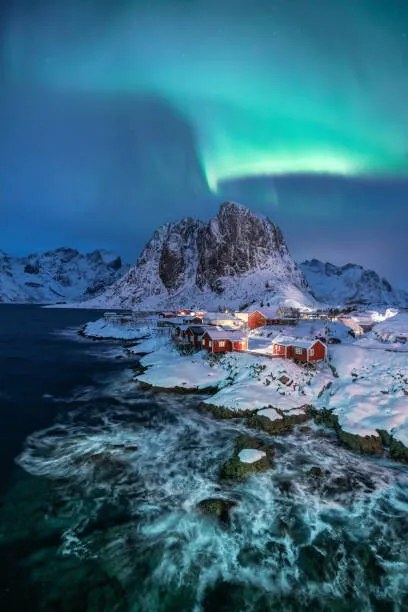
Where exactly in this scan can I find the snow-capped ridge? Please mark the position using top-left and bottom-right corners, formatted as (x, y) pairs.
(0, 248), (130, 304)
(301, 259), (407, 307)
(86, 202), (313, 310)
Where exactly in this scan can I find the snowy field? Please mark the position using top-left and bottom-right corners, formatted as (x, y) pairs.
(201, 352), (331, 414)
(355, 312), (408, 351)
(130, 337), (229, 390)
(319, 344), (408, 446)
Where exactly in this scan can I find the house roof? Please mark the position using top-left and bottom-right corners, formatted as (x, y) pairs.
(255, 307), (281, 319)
(272, 335), (325, 349)
(187, 325), (206, 334)
(202, 329), (247, 341)
(204, 312), (239, 321)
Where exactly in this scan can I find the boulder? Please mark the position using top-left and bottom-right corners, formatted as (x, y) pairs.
(196, 498), (236, 524)
(306, 466), (325, 479)
(220, 435), (274, 480)
(246, 408), (308, 435)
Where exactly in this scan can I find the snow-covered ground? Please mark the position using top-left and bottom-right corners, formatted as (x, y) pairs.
(202, 352), (331, 414)
(353, 312), (408, 351)
(318, 345), (408, 446)
(131, 339), (229, 390)
(83, 318), (152, 340)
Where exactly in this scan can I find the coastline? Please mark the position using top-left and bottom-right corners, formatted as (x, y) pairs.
(81, 316), (408, 464)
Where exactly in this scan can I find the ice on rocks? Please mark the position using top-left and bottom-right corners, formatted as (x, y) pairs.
(257, 408), (282, 421)
(238, 449), (266, 464)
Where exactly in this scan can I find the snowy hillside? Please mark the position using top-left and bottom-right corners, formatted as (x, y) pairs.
(0, 248), (129, 304)
(301, 259), (408, 307)
(85, 202), (314, 311)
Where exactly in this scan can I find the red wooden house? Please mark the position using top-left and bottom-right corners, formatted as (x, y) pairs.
(271, 335), (327, 362)
(201, 330), (248, 353)
(247, 307), (298, 330)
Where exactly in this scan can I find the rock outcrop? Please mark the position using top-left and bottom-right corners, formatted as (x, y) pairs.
(220, 435), (275, 480)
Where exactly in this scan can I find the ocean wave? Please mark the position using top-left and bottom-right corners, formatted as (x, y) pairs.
(14, 393), (408, 610)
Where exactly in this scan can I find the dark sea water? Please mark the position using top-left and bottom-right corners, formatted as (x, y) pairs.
(0, 305), (408, 612)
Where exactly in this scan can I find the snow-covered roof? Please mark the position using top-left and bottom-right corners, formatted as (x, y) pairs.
(202, 329), (247, 341)
(254, 307), (280, 318)
(272, 335), (325, 349)
(204, 312), (239, 321)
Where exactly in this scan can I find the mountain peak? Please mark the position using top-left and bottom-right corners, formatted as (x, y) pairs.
(87, 202), (311, 310)
(219, 201), (250, 213)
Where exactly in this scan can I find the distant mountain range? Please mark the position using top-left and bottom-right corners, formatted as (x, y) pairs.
(300, 259), (408, 308)
(0, 248), (129, 304)
(1, 204), (406, 309)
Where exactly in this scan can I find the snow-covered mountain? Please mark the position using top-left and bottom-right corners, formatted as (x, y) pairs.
(300, 259), (408, 307)
(0, 248), (129, 304)
(86, 202), (314, 310)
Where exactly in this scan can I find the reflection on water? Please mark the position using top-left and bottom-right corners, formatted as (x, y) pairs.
(2, 370), (407, 611)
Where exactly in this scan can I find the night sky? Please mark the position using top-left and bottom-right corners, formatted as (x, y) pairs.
(1, 0), (408, 287)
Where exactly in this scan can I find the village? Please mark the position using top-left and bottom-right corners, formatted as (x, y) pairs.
(101, 303), (379, 364)
(159, 306), (330, 363)
(83, 303), (408, 463)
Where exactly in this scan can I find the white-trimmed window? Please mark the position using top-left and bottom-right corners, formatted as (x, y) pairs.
(309, 348), (314, 356)
(218, 340), (226, 348)
(295, 347), (302, 355)
(209, 340), (212, 348)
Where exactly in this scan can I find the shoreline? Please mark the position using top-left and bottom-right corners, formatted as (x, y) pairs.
(80, 320), (408, 465)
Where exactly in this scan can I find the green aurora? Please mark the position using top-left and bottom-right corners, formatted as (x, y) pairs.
(3, 0), (408, 190)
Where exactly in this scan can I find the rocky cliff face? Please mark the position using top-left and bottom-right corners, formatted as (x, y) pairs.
(196, 203), (304, 293)
(0, 248), (129, 304)
(89, 202), (312, 310)
(301, 259), (407, 307)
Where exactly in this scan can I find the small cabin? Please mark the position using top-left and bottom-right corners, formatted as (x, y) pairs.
(201, 330), (248, 353)
(159, 311), (177, 319)
(247, 307), (298, 330)
(271, 335), (327, 362)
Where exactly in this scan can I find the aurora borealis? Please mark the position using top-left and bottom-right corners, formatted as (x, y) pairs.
(1, 0), (408, 285)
